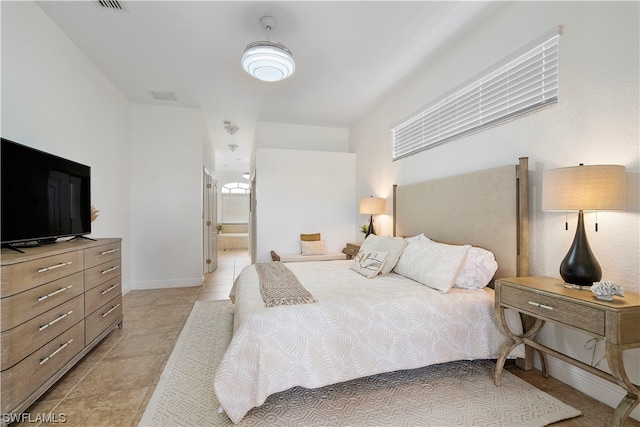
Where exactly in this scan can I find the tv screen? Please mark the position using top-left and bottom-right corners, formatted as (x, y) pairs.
(1, 138), (91, 247)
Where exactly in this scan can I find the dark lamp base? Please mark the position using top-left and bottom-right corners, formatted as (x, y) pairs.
(560, 211), (602, 287)
(364, 215), (376, 238)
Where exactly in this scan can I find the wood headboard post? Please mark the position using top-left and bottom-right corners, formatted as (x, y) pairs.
(393, 184), (398, 238)
(516, 157), (530, 277)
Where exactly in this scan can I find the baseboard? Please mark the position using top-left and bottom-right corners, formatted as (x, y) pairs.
(131, 277), (203, 290)
(539, 355), (640, 421)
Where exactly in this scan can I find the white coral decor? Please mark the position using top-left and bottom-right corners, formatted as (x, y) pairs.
(591, 281), (625, 301)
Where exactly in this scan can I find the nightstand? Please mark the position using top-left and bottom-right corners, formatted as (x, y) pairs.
(342, 243), (361, 260)
(493, 276), (640, 427)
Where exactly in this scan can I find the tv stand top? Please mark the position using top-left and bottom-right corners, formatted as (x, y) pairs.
(1, 237), (121, 265)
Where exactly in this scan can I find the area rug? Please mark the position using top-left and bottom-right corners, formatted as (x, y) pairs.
(139, 300), (581, 426)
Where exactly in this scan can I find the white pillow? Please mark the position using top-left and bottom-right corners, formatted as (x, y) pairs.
(394, 240), (470, 292)
(405, 233), (430, 242)
(350, 249), (389, 279)
(360, 235), (408, 274)
(300, 240), (327, 255)
(453, 247), (498, 290)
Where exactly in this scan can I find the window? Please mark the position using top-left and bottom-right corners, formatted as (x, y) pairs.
(221, 182), (250, 223)
(392, 28), (559, 160)
(221, 182), (250, 194)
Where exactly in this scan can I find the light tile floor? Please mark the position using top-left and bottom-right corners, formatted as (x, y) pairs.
(15, 250), (638, 426)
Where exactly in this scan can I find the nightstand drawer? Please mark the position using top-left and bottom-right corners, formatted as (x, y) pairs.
(500, 284), (605, 336)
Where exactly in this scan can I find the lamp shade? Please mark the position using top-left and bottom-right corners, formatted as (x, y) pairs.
(359, 197), (386, 215)
(542, 164), (626, 211)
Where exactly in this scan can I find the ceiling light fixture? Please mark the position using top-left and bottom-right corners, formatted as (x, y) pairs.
(227, 144), (239, 152)
(224, 121), (239, 135)
(241, 16), (295, 82)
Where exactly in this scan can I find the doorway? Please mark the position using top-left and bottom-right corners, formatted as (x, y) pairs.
(203, 167), (217, 274)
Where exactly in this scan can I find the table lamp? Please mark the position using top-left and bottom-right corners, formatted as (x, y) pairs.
(542, 164), (626, 287)
(359, 196), (386, 238)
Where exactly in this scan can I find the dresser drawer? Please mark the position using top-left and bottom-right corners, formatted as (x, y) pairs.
(84, 259), (121, 291)
(84, 242), (121, 269)
(1, 272), (84, 332)
(1, 295), (84, 369)
(85, 294), (122, 344)
(1, 321), (84, 413)
(85, 276), (121, 315)
(1, 250), (83, 298)
(500, 283), (605, 336)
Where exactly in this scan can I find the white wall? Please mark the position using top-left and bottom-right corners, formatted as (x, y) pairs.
(130, 104), (208, 289)
(351, 1), (639, 418)
(1, 1), (133, 293)
(256, 122), (349, 153)
(255, 148), (356, 263)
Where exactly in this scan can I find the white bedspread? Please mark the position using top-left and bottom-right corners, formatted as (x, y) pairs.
(213, 260), (523, 424)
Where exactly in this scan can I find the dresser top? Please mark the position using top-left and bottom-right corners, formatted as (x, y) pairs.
(497, 276), (640, 310)
(1, 238), (121, 266)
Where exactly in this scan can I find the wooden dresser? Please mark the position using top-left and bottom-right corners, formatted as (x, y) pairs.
(1, 238), (123, 418)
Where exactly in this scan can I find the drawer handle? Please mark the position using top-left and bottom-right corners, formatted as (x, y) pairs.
(528, 301), (554, 311)
(101, 283), (120, 295)
(38, 285), (73, 302)
(100, 248), (120, 255)
(39, 339), (73, 365)
(102, 303), (121, 318)
(39, 311), (73, 331)
(101, 265), (120, 275)
(37, 261), (72, 273)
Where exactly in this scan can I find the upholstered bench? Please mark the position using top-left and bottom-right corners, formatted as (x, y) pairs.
(270, 250), (346, 262)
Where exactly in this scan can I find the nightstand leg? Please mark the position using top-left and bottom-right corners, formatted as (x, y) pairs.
(606, 342), (639, 427)
(494, 308), (546, 386)
(538, 349), (549, 378)
(494, 339), (521, 386)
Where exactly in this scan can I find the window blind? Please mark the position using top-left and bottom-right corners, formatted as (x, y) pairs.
(392, 28), (559, 160)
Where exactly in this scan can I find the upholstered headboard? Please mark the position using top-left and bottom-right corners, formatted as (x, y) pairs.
(393, 157), (529, 279)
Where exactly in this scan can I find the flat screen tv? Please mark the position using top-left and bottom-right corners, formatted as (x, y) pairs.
(1, 138), (92, 249)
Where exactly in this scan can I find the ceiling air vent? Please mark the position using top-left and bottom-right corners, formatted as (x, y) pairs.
(96, 0), (126, 11)
(150, 90), (178, 102)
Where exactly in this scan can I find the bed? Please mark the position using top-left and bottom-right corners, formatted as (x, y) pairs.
(213, 158), (530, 424)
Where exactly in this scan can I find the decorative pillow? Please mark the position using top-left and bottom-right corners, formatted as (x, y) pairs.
(300, 240), (327, 255)
(350, 249), (389, 279)
(300, 233), (321, 242)
(405, 233), (430, 242)
(360, 235), (407, 274)
(453, 247), (498, 290)
(394, 240), (470, 292)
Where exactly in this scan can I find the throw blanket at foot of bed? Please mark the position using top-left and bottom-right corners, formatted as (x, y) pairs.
(255, 262), (317, 307)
